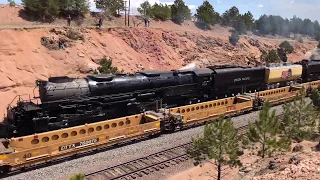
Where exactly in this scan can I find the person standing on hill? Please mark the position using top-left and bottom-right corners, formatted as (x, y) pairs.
(144, 17), (148, 27)
(98, 17), (103, 28)
(67, 15), (71, 26)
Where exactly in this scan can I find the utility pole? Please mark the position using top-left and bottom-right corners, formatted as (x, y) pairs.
(124, 0), (127, 26)
(127, 0), (130, 27)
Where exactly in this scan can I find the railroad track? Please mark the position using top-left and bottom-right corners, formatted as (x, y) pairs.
(85, 124), (250, 180)
(85, 143), (191, 180)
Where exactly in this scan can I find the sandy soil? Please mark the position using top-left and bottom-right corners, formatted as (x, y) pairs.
(0, 4), (318, 119)
(168, 141), (320, 180)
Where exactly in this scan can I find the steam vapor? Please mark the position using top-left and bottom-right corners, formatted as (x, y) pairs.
(304, 48), (320, 60)
(179, 62), (198, 71)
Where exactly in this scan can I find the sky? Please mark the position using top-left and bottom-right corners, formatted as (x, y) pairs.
(1, 0), (320, 22)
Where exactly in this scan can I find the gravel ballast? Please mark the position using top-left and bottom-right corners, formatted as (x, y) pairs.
(2, 100), (307, 180)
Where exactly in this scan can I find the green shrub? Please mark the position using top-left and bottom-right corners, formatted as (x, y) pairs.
(95, 56), (124, 74)
(8, 0), (15, 6)
(69, 173), (85, 180)
(260, 49), (280, 63)
(279, 41), (294, 53)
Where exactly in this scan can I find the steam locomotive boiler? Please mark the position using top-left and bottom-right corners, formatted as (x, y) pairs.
(3, 68), (213, 137)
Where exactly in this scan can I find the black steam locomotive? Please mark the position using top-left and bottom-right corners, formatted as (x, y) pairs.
(1, 60), (320, 138)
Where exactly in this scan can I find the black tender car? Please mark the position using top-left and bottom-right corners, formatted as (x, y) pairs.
(208, 65), (266, 98)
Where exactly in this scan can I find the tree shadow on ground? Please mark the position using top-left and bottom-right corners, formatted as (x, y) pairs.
(18, 9), (55, 23)
(18, 9), (37, 22)
(194, 21), (211, 31)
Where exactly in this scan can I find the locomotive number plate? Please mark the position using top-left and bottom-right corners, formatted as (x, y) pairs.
(59, 138), (99, 151)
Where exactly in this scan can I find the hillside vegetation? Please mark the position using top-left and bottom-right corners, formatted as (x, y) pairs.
(11, 0), (320, 41)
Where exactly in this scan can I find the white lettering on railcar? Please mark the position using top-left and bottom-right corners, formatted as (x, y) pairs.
(59, 138), (99, 151)
(234, 77), (251, 82)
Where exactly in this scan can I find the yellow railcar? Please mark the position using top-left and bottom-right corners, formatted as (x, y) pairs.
(0, 114), (161, 171)
(251, 86), (300, 105)
(265, 64), (302, 84)
(168, 96), (253, 126)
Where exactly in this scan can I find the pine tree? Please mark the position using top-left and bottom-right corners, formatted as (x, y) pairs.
(186, 116), (242, 180)
(195, 0), (216, 27)
(171, 0), (191, 24)
(22, 0), (60, 22)
(282, 87), (319, 142)
(94, 0), (124, 16)
(242, 11), (254, 31)
(151, 3), (171, 21)
(8, 0), (16, 6)
(221, 6), (239, 27)
(246, 101), (290, 158)
(310, 88), (320, 108)
(59, 0), (90, 18)
(95, 56), (123, 74)
(261, 49), (280, 64)
(279, 41), (294, 54)
(137, 1), (152, 17)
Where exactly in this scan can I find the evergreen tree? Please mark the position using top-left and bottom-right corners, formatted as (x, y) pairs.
(94, 0), (124, 16)
(22, 0), (60, 22)
(195, 0), (217, 27)
(221, 6), (239, 27)
(279, 41), (294, 54)
(282, 87), (319, 142)
(8, 0), (16, 6)
(186, 116), (242, 180)
(242, 11), (254, 31)
(171, 0), (191, 24)
(137, 1), (152, 17)
(246, 101), (290, 158)
(151, 3), (171, 21)
(94, 56), (124, 74)
(261, 49), (280, 64)
(233, 15), (247, 34)
(59, 0), (89, 18)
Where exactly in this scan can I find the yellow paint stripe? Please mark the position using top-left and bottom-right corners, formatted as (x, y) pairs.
(32, 151), (40, 155)
(0, 155), (8, 160)
(130, 130), (136, 133)
(99, 136), (105, 140)
(52, 147), (58, 151)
